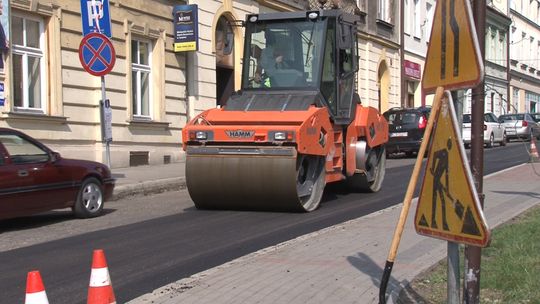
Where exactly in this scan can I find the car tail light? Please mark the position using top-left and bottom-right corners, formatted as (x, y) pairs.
(483, 124), (487, 131)
(522, 121), (528, 127)
(418, 115), (427, 129)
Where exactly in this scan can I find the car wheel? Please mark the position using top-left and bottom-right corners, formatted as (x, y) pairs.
(486, 133), (494, 148)
(500, 132), (507, 146)
(405, 151), (415, 158)
(73, 177), (104, 218)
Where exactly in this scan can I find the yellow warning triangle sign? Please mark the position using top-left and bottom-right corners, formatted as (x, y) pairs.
(415, 91), (490, 247)
(422, 0), (484, 93)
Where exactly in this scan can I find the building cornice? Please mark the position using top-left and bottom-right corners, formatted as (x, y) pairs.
(487, 6), (512, 27)
(510, 69), (540, 85)
(358, 32), (401, 50)
(256, 0), (306, 12)
(510, 9), (540, 31)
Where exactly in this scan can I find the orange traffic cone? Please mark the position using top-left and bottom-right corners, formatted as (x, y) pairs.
(87, 249), (116, 304)
(25, 271), (49, 304)
(531, 137), (539, 162)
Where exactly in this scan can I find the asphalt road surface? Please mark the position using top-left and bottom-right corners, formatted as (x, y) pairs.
(0, 142), (530, 303)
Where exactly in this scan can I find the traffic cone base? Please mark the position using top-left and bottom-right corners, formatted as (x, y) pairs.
(88, 249), (116, 304)
(531, 137), (539, 161)
(25, 271), (49, 304)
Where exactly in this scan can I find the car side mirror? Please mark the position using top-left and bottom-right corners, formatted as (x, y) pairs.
(50, 151), (61, 163)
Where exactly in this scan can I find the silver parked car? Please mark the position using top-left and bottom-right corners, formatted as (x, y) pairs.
(497, 113), (540, 141)
(462, 113), (506, 148)
(531, 113), (540, 123)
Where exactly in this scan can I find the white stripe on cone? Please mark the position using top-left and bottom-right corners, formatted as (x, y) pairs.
(25, 290), (49, 304)
(89, 267), (111, 287)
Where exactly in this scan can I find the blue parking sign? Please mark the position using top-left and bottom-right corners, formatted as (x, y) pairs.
(80, 0), (112, 37)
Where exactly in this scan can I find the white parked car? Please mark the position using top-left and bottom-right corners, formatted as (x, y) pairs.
(462, 113), (507, 148)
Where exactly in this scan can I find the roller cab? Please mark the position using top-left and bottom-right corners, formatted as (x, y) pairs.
(182, 10), (388, 212)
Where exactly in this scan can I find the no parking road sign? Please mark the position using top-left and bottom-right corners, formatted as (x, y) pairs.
(79, 32), (116, 77)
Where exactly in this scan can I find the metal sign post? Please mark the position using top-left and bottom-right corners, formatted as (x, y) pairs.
(100, 82), (111, 168)
(79, 32), (116, 168)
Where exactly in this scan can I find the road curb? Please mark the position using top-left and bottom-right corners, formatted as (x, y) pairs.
(111, 177), (187, 201)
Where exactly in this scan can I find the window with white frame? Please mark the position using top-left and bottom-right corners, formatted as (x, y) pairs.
(404, 0), (410, 35)
(499, 32), (507, 67)
(413, 0), (421, 38)
(378, 0), (390, 23)
(537, 41), (540, 69)
(530, 37), (535, 69)
(12, 14), (46, 113)
(486, 27), (495, 63)
(131, 39), (152, 119)
(425, 3), (434, 41)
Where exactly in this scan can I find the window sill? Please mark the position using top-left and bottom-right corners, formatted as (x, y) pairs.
(1, 111), (68, 124)
(376, 18), (394, 30)
(128, 119), (170, 130)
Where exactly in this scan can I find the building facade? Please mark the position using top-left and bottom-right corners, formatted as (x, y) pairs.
(355, 0), (401, 113)
(403, 0), (435, 107)
(0, 0), (402, 168)
(509, 0), (540, 114)
(461, 2), (511, 116)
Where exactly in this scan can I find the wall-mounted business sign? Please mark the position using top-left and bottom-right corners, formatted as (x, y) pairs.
(173, 4), (198, 52)
(404, 60), (421, 80)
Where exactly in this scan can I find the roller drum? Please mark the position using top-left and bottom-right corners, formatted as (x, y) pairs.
(185, 146), (325, 212)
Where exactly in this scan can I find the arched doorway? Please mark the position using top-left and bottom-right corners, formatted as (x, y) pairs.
(215, 16), (235, 107)
(378, 61), (390, 113)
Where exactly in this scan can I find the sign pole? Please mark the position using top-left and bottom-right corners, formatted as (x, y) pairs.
(465, 0), (486, 303)
(78, 32), (116, 168)
(447, 91), (462, 304)
(101, 76), (111, 168)
(448, 242), (460, 304)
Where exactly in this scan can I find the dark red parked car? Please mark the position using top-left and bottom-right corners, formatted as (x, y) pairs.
(0, 128), (115, 220)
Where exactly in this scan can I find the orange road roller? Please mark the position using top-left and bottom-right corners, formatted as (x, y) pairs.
(182, 10), (388, 212)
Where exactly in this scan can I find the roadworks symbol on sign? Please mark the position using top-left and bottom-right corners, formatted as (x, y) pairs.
(415, 92), (490, 247)
(422, 0), (484, 93)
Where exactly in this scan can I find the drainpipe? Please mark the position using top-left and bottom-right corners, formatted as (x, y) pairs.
(506, 21), (511, 113)
(400, 0), (406, 107)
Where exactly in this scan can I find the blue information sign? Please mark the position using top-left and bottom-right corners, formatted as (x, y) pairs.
(79, 33), (116, 76)
(80, 0), (112, 37)
(173, 4), (198, 52)
(0, 83), (4, 106)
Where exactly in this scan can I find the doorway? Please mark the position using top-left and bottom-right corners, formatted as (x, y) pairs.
(378, 61), (390, 112)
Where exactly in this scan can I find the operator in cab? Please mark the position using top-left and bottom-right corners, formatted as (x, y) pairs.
(254, 31), (290, 87)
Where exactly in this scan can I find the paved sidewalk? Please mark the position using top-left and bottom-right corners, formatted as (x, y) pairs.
(111, 162), (186, 201)
(118, 163), (540, 304)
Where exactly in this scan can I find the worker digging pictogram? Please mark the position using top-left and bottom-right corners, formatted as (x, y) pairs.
(415, 91), (489, 247)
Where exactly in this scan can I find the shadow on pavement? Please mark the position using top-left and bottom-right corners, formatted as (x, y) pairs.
(492, 190), (540, 199)
(347, 252), (430, 304)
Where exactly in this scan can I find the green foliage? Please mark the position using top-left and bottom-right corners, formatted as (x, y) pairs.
(410, 205), (540, 303)
(480, 206), (540, 303)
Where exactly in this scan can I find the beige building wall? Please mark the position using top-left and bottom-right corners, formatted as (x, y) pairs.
(1, 0), (401, 168)
(358, 40), (400, 112)
(1, 0), (190, 168)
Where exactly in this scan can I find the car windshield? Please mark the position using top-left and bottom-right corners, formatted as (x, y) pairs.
(499, 114), (524, 122)
(242, 18), (326, 89)
(463, 114), (471, 123)
(531, 114), (540, 122)
(384, 112), (420, 124)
